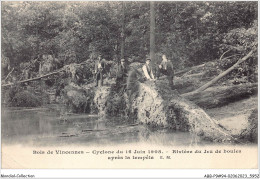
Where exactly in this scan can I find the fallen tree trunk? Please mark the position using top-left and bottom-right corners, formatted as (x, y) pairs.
(1, 61), (90, 87)
(174, 64), (205, 76)
(182, 83), (257, 108)
(173, 73), (211, 94)
(93, 78), (257, 143)
(2, 69), (64, 87)
(129, 80), (236, 142)
(93, 79), (236, 142)
(186, 50), (255, 95)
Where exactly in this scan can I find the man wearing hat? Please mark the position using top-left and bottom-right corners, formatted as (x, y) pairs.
(116, 58), (129, 93)
(142, 58), (155, 80)
(156, 54), (174, 89)
(94, 54), (105, 87)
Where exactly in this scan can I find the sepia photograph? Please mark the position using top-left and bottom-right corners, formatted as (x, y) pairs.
(1, 0), (258, 176)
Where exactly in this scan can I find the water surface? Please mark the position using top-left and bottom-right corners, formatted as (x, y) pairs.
(2, 106), (212, 146)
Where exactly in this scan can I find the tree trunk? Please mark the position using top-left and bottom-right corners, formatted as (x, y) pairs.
(150, 1), (155, 66)
(130, 80), (236, 142)
(2, 69), (64, 87)
(120, 2), (125, 60)
(174, 64), (206, 76)
(182, 83), (257, 108)
(1, 61), (89, 87)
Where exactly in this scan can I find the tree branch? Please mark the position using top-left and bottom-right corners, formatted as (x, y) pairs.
(219, 49), (231, 61)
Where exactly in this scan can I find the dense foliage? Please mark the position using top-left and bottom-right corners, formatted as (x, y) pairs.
(2, 85), (46, 107)
(2, 1), (257, 74)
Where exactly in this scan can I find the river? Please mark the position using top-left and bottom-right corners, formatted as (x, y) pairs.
(2, 106), (214, 146)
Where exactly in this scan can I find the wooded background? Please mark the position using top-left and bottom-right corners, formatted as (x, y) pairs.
(1, 1), (258, 82)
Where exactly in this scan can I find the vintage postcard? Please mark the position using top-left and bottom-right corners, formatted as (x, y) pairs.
(1, 1), (259, 178)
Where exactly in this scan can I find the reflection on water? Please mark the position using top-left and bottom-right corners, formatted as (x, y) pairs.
(2, 107), (209, 146)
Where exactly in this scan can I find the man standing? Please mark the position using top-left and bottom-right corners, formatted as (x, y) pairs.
(157, 54), (174, 89)
(94, 55), (105, 87)
(116, 58), (128, 93)
(142, 58), (155, 80)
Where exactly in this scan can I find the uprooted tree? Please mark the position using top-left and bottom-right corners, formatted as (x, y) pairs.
(1, 2), (257, 143)
(93, 48), (257, 143)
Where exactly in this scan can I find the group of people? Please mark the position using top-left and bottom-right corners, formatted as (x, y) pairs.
(94, 54), (175, 92)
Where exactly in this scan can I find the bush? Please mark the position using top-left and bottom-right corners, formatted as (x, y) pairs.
(12, 90), (42, 107)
